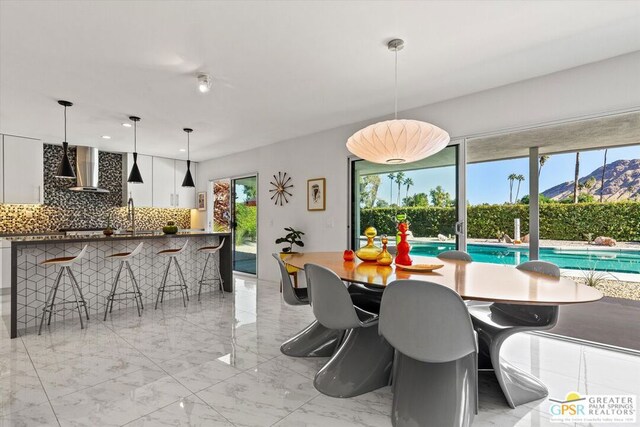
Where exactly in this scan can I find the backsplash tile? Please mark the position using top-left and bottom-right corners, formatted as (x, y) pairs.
(0, 145), (191, 234)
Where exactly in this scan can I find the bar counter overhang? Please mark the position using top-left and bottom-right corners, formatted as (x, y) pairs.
(8, 232), (232, 338)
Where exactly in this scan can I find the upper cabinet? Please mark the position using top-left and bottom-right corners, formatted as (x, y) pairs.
(125, 153), (153, 207)
(1, 135), (44, 204)
(152, 156), (176, 208)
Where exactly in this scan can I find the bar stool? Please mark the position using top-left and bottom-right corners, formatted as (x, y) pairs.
(103, 242), (145, 320)
(155, 239), (190, 309)
(38, 245), (90, 335)
(197, 238), (225, 301)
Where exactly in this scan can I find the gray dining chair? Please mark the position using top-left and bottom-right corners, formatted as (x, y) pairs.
(437, 249), (473, 262)
(305, 263), (394, 398)
(273, 254), (342, 357)
(469, 260), (560, 408)
(379, 279), (478, 427)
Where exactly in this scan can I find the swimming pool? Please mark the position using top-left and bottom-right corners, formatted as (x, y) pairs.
(410, 242), (640, 274)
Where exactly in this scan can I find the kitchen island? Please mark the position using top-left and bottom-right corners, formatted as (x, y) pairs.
(7, 231), (232, 338)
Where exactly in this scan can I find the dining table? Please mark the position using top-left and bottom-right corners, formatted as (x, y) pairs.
(283, 251), (603, 407)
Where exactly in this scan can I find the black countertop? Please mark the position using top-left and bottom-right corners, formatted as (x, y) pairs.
(3, 231), (230, 246)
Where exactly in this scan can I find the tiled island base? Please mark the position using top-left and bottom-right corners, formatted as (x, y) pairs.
(10, 233), (231, 337)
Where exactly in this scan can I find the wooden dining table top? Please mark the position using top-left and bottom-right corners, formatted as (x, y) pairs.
(283, 252), (603, 306)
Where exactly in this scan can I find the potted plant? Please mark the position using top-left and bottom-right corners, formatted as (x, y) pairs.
(163, 221), (178, 235)
(276, 227), (305, 273)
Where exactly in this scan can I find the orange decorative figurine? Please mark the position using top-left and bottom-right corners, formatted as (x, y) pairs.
(395, 222), (412, 266)
(376, 235), (393, 266)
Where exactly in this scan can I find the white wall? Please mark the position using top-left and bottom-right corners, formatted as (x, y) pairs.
(196, 51), (640, 283)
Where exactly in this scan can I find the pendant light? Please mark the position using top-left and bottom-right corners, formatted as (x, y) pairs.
(55, 100), (76, 178)
(346, 39), (450, 164)
(181, 128), (195, 187)
(127, 116), (143, 183)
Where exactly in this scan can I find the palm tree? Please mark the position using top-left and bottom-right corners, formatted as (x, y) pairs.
(573, 152), (580, 204)
(403, 177), (414, 204)
(600, 149), (608, 202)
(539, 155), (550, 176)
(395, 172), (405, 205)
(387, 173), (395, 204)
(514, 174), (525, 202)
(507, 173), (517, 204)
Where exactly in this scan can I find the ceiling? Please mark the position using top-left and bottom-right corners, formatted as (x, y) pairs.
(1, 1), (640, 161)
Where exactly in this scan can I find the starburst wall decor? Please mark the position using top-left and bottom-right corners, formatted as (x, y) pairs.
(269, 172), (293, 206)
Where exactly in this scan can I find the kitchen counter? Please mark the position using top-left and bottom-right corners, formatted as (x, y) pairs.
(9, 232), (232, 338)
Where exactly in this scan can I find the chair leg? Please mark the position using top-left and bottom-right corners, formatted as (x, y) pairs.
(126, 261), (144, 312)
(198, 253), (210, 301)
(104, 261), (123, 321)
(280, 320), (344, 357)
(489, 330), (549, 408)
(155, 258), (171, 309)
(66, 267), (85, 330)
(391, 352), (476, 427)
(174, 257), (189, 305)
(214, 256), (224, 296)
(314, 326), (394, 398)
(68, 269), (89, 320)
(39, 268), (63, 335)
(47, 268), (64, 326)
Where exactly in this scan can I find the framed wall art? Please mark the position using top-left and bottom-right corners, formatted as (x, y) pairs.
(307, 178), (326, 211)
(197, 191), (207, 211)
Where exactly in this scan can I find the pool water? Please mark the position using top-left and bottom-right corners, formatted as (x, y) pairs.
(410, 242), (640, 274)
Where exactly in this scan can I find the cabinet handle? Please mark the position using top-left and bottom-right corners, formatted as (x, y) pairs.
(170, 194), (174, 207)
(37, 185), (41, 203)
(176, 194), (179, 207)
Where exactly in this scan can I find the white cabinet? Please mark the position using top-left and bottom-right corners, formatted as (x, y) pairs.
(2, 134), (43, 204)
(125, 153), (153, 207)
(152, 157), (176, 208)
(0, 138), (3, 203)
(174, 160), (196, 208)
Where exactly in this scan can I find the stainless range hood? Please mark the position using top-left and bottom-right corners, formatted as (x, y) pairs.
(68, 146), (109, 193)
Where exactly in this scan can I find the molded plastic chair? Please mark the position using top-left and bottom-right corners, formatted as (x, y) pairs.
(305, 263), (393, 398)
(273, 254), (342, 357)
(469, 260), (560, 408)
(39, 245), (90, 335)
(437, 249), (473, 262)
(379, 279), (478, 427)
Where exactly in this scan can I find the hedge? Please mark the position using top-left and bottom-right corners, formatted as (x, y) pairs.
(360, 202), (640, 241)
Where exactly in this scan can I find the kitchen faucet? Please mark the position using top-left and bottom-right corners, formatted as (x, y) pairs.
(128, 193), (135, 234)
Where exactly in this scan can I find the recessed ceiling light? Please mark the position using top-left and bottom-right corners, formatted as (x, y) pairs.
(179, 148), (186, 152)
(101, 135), (111, 139)
(122, 123), (132, 128)
(198, 73), (212, 93)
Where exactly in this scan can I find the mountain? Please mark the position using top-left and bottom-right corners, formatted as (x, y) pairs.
(541, 159), (640, 201)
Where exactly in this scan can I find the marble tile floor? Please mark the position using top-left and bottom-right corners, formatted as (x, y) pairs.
(0, 276), (639, 426)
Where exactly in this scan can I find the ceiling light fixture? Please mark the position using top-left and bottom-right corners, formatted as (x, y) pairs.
(181, 128), (195, 187)
(197, 73), (212, 93)
(122, 123), (132, 128)
(346, 39), (450, 164)
(55, 100), (76, 179)
(101, 135), (111, 139)
(127, 116), (143, 184)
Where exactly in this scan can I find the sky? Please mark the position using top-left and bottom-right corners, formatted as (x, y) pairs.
(370, 145), (639, 205)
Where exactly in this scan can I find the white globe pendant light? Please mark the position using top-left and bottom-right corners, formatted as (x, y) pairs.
(347, 39), (450, 164)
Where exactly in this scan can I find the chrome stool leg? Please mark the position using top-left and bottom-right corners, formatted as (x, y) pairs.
(174, 257), (189, 306)
(197, 252), (224, 300)
(198, 253), (211, 301)
(155, 255), (189, 309)
(68, 268), (89, 320)
(66, 267), (85, 330)
(155, 258), (171, 309)
(104, 261), (124, 320)
(104, 260), (143, 320)
(126, 261), (144, 310)
(39, 268), (64, 335)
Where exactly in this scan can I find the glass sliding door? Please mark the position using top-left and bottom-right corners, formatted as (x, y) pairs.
(351, 143), (463, 256)
(231, 176), (258, 274)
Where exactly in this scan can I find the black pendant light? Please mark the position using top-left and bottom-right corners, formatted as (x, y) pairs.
(181, 128), (195, 187)
(55, 100), (76, 179)
(127, 116), (143, 183)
